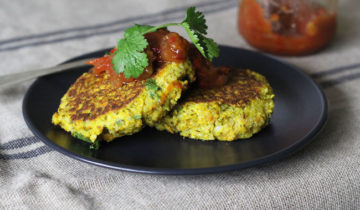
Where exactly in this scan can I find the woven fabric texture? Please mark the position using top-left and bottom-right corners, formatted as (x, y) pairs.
(0, 0), (359, 209)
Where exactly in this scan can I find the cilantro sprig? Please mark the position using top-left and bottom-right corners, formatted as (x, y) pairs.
(112, 7), (219, 79)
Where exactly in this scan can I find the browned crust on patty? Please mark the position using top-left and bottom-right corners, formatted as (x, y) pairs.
(184, 69), (263, 106)
(65, 72), (145, 121)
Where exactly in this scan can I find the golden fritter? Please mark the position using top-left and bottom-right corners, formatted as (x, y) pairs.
(155, 69), (274, 141)
(52, 60), (195, 143)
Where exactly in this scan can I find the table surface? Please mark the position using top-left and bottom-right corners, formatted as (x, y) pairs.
(1, 0), (359, 209)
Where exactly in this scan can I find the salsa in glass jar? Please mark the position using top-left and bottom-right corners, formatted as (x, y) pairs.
(238, 0), (337, 55)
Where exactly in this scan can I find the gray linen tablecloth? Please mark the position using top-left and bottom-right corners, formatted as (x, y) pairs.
(0, 0), (359, 209)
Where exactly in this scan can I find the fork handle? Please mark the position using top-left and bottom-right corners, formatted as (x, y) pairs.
(0, 59), (90, 88)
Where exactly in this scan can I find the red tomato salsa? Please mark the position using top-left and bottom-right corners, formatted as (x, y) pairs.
(238, 0), (337, 55)
(87, 29), (229, 88)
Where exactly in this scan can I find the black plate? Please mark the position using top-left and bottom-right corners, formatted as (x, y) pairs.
(23, 46), (327, 175)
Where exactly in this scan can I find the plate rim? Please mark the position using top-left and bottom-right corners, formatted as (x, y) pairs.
(22, 46), (328, 175)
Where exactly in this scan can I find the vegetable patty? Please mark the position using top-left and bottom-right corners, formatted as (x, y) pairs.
(155, 69), (274, 141)
(52, 60), (195, 143)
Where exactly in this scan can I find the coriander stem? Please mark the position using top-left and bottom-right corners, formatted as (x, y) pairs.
(143, 23), (181, 34)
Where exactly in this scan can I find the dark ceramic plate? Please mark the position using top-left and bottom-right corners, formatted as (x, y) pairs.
(23, 46), (327, 175)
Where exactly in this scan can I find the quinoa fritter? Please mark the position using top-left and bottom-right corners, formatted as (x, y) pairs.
(52, 60), (195, 143)
(155, 69), (274, 141)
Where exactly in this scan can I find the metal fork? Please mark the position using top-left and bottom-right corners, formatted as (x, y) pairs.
(0, 59), (90, 88)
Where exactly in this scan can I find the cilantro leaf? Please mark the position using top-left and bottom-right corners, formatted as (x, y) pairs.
(112, 25), (151, 78)
(197, 34), (219, 61)
(182, 23), (204, 55)
(181, 7), (218, 61)
(182, 7), (208, 34)
(182, 23), (219, 61)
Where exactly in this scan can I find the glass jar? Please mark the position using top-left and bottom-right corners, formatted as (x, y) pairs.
(238, 0), (338, 55)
